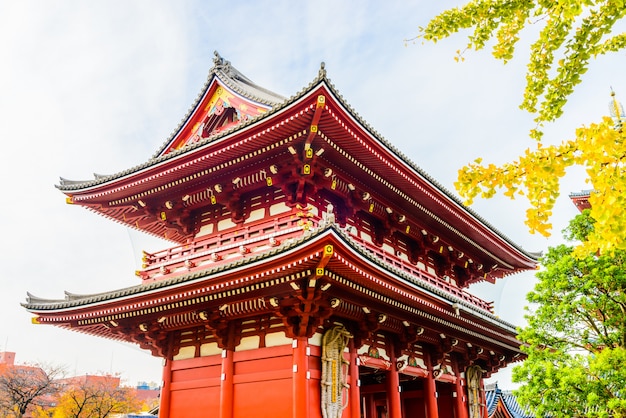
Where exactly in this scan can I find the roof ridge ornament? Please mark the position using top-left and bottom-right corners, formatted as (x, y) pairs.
(318, 61), (326, 79)
(213, 50), (232, 73)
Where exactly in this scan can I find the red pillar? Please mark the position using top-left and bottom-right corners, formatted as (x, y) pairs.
(159, 357), (172, 418)
(293, 337), (309, 418)
(480, 378), (488, 418)
(452, 360), (468, 418)
(219, 348), (234, 418)
(423, 350), (440, 418)
(386, 339), (402, 418)
(349, 339), (361, 418)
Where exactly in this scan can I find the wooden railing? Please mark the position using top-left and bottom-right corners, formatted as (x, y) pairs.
(137, 216), (493, 312)
(137, 212), (316, 282)
(341, 232), (494, 313)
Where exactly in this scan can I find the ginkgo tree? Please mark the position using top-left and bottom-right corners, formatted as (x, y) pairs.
(417, 0), (626, 253)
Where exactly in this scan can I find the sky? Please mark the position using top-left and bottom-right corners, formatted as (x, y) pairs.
(0, 1), (624, 389)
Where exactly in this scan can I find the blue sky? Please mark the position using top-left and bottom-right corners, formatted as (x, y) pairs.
(1, 1), (624, 388)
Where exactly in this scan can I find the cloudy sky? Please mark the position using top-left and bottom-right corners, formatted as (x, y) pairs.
(1, 1), (624, 388)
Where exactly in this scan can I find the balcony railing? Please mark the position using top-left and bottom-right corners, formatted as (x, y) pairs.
(137, 212), (315, 282)
(136, 214), (493, 312)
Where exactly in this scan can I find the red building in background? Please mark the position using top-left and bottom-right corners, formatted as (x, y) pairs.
(23, 53), (537, 418)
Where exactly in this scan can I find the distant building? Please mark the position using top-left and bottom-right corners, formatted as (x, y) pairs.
(0, 351), (16, 366)
(569, 189), (592, 212)
(485, 384), (534, 418)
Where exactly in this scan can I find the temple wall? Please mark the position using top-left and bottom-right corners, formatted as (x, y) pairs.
(164, 342), (325, 418)
(169, 356), (221, 417)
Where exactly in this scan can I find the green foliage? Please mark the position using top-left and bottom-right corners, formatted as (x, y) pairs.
(419, 0), (626, 129)
(512, 212), (626, 417)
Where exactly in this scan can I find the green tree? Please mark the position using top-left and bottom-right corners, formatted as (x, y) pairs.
(418, 1), (626, 253)
(512, 211), (626, 417)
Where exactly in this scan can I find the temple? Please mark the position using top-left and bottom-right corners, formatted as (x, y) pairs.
(23, 52), (537, 418)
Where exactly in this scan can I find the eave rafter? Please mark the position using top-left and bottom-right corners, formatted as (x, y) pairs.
(29, 232), (520, 363)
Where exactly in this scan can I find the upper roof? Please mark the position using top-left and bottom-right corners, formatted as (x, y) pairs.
(55, 53), (537, 273)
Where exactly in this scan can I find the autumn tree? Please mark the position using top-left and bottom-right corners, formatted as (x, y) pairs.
(51, 375), (141, 418)
(512, 211), (626, 416)
(417, 1), (626, 253)
(0, 362), (64, 417)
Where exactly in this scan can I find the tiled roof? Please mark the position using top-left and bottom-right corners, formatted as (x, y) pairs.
(23, 221), (518, 337)
(54, 55), (538, 262)
(486, 386), (535, 418)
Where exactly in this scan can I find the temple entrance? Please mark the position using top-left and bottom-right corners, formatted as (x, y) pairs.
(358, 365), (458, 418)
(358, 366), (429, 418)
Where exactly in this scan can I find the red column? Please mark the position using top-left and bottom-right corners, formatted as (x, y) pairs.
(219, 348), (234, 418)
(452, 360), (468, 418)
(293, 337), (309, 418)
(349, 340), (361, 418)
(386, 340), (402, 418)
(159, 357), (172, 418)
(423, 350), (440, 418)
(480, 378), (488, 418)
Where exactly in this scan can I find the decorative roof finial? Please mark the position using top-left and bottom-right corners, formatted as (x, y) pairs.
(213, 51), (231, 72)
(319, 61), (326, 78)
(609, 88), (625, 131)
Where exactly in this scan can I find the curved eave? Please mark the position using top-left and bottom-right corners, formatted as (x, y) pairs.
(24, 224), (519, 342)
(313, 79), (538, 270)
